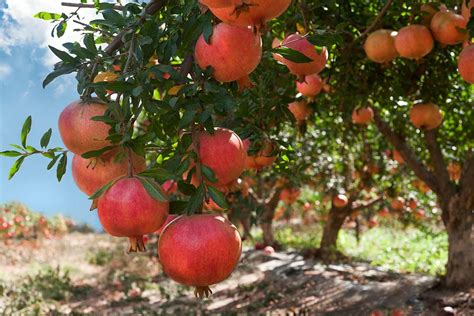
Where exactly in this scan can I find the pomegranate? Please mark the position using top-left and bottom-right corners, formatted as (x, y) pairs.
(408, 199), (417, 210)
(195, 23), (262, 88)
(158, 214), (242, 297)
(421, 3), (447, 25)
(394, 25), (434, 59)
(368, 218), (378, 228)
(288, 100), (312, 122)
(364, 29), (398, 63)
(204, 198), (225, 212)
(430, 11), (467, 45)
(281, 34), (328, 76)
(414, 209), (426, 220)
(391, 197), (405, 210)
(155, 214), (178, 235)
(162, 179), (178, 194)
(72, 150), (146, 196)
(98, 177), (169, 252)
(58, 100), (111, 155)
(279, 188), (300, 204)
(243, 139), (278, 169)
(296, 74), (323, 97)
(393, 150), (404, 164)
(462, 0), (474, 20)
(209, 0), (291, 28)
(272, 37), (285, 63)
(333, 194), (349, 208)
(263, 245), (275, 255)
(379, 207), (390, 218)
(194, 128), (246, 187)
(458, 44), (474, 84)
(409, 103), (443, 130)
(352, 107), (374, 125)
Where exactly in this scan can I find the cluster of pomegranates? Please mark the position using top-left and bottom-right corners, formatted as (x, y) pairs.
(364, 2), (473, 83)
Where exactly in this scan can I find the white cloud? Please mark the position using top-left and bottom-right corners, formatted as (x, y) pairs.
(0, 63), (12, 78)
(0, 0), (108, 66)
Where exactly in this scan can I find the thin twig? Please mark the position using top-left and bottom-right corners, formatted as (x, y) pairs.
(357, 0), (394, 41)
(61, 2), (125, 10)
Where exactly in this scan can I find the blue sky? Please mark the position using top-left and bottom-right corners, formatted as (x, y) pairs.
(0, 0), (106, 229)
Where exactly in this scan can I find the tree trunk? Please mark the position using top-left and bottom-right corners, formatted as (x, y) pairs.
(259, 187), (283, 247)
(443, 197), (474, 289)
(319, 204), (352, 252)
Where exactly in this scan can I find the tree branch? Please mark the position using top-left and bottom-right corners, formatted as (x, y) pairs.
(424, 129), (455, 198)
(357, 0), (394, 41)
(62, 2), (125, 10)
(104, 0), (168, 56)
(372, 108), (439, 193)
(459, 152), (474, 209)
(352, 196), (383, 212)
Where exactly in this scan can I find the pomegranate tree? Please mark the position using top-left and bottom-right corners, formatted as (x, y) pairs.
(58, 100), (111, 155)
(364, 29), (398, 63)
(98, 177), (169, 252)
(195, 23), (262, 89)
(394, 25), (434, 59)
(158, 214), (242, 297)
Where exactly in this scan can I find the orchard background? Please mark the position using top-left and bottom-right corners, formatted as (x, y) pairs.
(0, 0), (473, 314)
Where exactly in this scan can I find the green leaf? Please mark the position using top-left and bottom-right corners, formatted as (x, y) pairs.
(272, 47), (313, 63)
(81, 146), (115, 159)
(56, 21), (67, 38)
(179, 110), (196, 129)
(138, 177), (169, 202)
(201, 164), (217, 183)
(83, 34), (97, 54)
(41, 151), (56, 159)
(47, 155), (60, 170)
(0, 150), (22, 157)
(169, 201), (187, 214)
(178, 180), (196, 196)
(138, 167), (174, 180)
(185, 184), (205, 215)
(8, 156), (25, 180)
(56, 153), (67, 181)
(307, 30), (344, 47)
(48, 45), (76, 63)
(20, 116), (32, 148)
(34, 12), (62, 21)
(102, 9), (126, 27)
(40, 128), (52, 148)
(89, 177), (122, 200)
(43, 65), (77, 88)
(207, 186), (229, 209)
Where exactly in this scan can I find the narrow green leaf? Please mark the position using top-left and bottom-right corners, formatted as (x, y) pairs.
(83, 33), (97, 54)
(43, 65), (77, 88)
(20, 116), (32, 148)
(41, 151), (56, 159)
(40, 128), (52, 148)
(48, 45), (76, 63)
(201, 164), (217, 183)
(56, 21), (67, 38)
(8, 156), (25, 180)
(0, 151), (22, 157)
(81, 146), (115, 159)
(47, 155), (60, 170)
(138, 167), (174, 180)
(138, 177), (168, 202)
(207, 186), (229, 209)
(272, 47), (313, 63)
(34, 12), (62, 21)
(178, 180), (196, 196)
(185, 184), (205, 215)
(56, 153), (68, 181)
(89, 177), (122, 200)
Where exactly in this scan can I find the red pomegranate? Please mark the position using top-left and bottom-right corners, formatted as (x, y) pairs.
(158, 214), (242, 297)
(98, 177), (169, 252)
(209, 0), (291, 28)
(458, 44), (474, 84)
(282, 34), (328, 76)
(243, 139), (278, 169)
(408, 199), (417, 210)
(430, 11), (467, 45)
(204, 198), (225, 212)
(72, 150), (146, 196)
(333, 194), (349, 208)
(394, 25), (434, 59)
(272, 37), (285, 63)
(195, 128), (246, 187)
(393, 150), (405, 164)
(364, 29), (398, 63)
(390, 197), (405, 210)
(288, 100), (312, 122)
(414, 209), (426, 220)
(195, 23), (262, 88)
(162, 179), (178, 194)
(155, 214), (178, 235)
(409, 103), (443, 130)
(297, 74), (324, 97)
(279, 188), (300, 204)
(462, 0), (474, 20)
(199, 0), (239, 8)
(379, 207), (390, 218)
(58, 100), (112, 155)
(352, 107), (374, 125)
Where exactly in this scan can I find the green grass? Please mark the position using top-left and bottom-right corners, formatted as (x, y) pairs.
(263, 224), (447, 276)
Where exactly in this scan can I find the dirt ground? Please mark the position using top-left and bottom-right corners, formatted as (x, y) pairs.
(0, 233), (472, 315)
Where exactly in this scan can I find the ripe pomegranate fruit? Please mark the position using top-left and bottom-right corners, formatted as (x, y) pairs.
(421, 3), (448, 25)
(414, 209), (426, 220)
(394, 25), (434, 59)
(199, 0), (239, 8)
(155, 214), (178, 235)
(162, 179), (178, 194)
(391, 197), (405, 210)
(364, 29), (398, 63)
(288, 100), (312, 122)
(458, 44), (474, 84)
(243, 139), (278, 169)
(98, 177), (169, 252)
(462, 0), (474, 20)
(409, 103), (443, 130)
(194, 128), (246, 187)
(208, 0), (291, 28)
(430, 11), (467, 45)
(333, 194), (349, 208)
(58, 100), (111, 155)
(408, 199), (417, 210)
(379, 207), (390, 218)
(195, 23), (262, 89)
(279, 188), (300, 204)
(281, 34), (328, 76)
(352, 107), (374, 125)
(158, 214), (242, 298)
(296, 74), (323, 97)
(72, 150), (146, 196)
